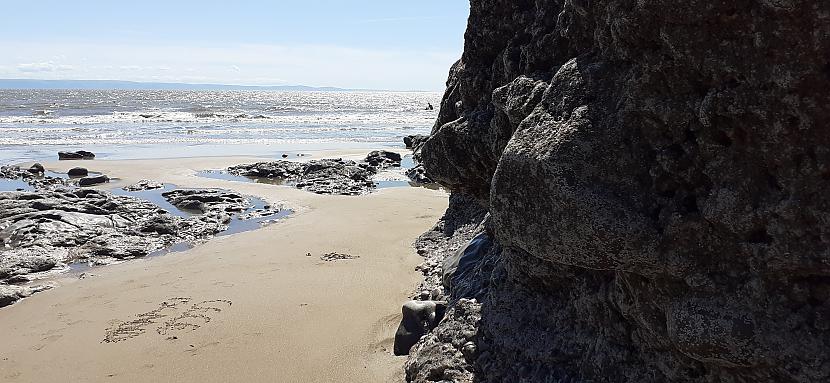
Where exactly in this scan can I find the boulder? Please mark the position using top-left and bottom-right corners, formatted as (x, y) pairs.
(408, 0), (830, 382)
(78, 175), (109, 186)
(67, 167), (88, 177)
(58, 151), (95, 160)
(394, 300), (448, 356)
(27, 163), (44, 174)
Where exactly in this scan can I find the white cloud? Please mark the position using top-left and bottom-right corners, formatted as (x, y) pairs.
(231, 65), (241, 72)
(17, 61), (74, 73)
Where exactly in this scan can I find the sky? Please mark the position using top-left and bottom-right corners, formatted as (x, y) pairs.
(0, 1), (470, 90)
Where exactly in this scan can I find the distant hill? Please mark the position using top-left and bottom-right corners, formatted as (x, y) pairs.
(0, 79), (375, 91)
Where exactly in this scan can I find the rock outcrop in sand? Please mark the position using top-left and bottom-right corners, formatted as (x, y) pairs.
(406, 1), (830, 382)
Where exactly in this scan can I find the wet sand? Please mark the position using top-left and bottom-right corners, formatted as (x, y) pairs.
(0, 149), (447, 382)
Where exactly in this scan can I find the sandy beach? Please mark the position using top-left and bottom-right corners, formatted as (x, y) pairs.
(0, 149), (448, 382)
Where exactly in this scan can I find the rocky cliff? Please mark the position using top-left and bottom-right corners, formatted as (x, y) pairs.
(407, 1), (830, 381)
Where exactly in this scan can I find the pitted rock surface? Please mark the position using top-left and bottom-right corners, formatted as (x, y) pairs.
(408, 1), (830, 382)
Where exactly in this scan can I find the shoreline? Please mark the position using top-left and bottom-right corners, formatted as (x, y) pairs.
(0, 149), (448, 382)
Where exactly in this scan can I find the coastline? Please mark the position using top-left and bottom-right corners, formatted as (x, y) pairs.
(0, 150), (447, 382)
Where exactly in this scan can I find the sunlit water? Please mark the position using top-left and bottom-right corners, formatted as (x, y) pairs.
(0, 89), (440, 163)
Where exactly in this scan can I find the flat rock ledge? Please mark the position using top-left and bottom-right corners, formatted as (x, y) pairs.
(0, 186), (273, 308)
(228, 151), (404, 196)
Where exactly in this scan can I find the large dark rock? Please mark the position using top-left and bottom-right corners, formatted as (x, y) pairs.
(58, 151), (95, 160)
(408, 1), (830, 382)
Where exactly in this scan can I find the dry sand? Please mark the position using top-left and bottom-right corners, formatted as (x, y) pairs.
(0, 150), (447, 382)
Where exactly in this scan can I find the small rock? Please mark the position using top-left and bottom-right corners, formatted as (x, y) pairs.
(78, 175), (109, 186)
(67, 167), (89, 177)
(28, 163), (45, 174)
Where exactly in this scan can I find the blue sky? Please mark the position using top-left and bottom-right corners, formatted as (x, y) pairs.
(0, 1), (470, 90)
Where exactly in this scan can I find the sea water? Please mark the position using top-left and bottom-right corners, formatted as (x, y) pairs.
(0, 89), (440, 163)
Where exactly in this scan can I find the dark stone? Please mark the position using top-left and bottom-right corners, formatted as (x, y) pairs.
(58, 151), (95, 160)
(365, 150), (402, 168)
(394, 300), (447, 356)
(404, 135), (430, 150)
(67, 167), (88, 177)
(407, 1), (830, 382)
(27, 163), (44, 174)
(78, 175), (109, 186)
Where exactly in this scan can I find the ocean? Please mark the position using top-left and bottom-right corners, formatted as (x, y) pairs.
(0, 89), (441, 163)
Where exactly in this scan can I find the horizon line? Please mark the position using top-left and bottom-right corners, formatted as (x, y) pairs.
(0, 78), (442, 93)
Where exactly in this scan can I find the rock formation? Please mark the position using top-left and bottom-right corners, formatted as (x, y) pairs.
(406, 1), (830, 382)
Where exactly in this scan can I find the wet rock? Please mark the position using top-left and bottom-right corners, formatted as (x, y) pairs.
(162, 189), (250, 214)
(27, 163), (44, 175)
(0, 188), (243, 288)
(394, 300), (448, 356)
(228, 158), (377, 196)
(365, 150), (402, 168)
(67, 167), (88, 177)
(405, 166), (433, 184)
(78, 175), (109, 186)
(0, 165), (67, 190)
(58, 151), (95, 160)
(122, 179), (163, 191)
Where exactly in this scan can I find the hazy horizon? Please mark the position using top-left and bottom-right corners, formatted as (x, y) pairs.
(0, 1), (470, 91)
(0, 78), (440, 92)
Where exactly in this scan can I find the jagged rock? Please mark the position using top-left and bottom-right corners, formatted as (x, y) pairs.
(122, 179), (164, 191)
(405, 299), (480, 382)
(67, 167), (88, 177)
(162, 189), (249, 214)
(394, 300), (448, 356)
(58, 151), (95, 160)
(228, 158), (377, 195)
(1, 165), (68, 190)
(404, 135), (429, 151)
(409, 1), (830, 382)
(405, 166), (433, 184)
(365, 150), (402, 168)
(78, 175), (109, 186)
